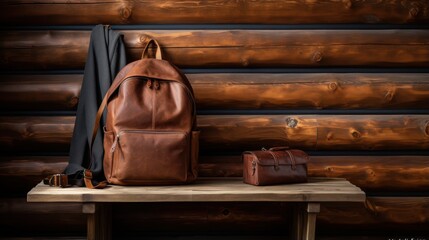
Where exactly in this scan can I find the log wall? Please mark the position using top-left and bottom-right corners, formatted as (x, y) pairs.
(1, 0), (428, 238)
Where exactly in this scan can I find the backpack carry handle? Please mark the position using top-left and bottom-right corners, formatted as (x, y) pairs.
(141, 37), (163, 60)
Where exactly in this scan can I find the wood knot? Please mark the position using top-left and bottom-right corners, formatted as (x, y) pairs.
(409, 7), (420, 18)
(328, 82), (338, 92)
(326, 132), (334, 140)
(384, 90), (395, 103)
(69, 96), (79, 107)
(351, 130), (361, 139)
(139, 35), (149, 45)
(343, 0), (352, 9)
(120, 7), (132, 20)
(285, 118), (298, 128)
(365, 168), (375, 177)
(325, 166), (334, 172)
(312, 51), (323, 63)
(222, 209), (230, 216)
(241, 57), (250, 67)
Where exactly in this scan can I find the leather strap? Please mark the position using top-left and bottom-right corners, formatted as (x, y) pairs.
(269, 146), (289, 151)
(266, 151), (280, 170)
(141, 38), (162, 60)
(43, 174), (70, 188)
(285, 150), (297, 170)
(262, 146), (296, 171)
(83, 170), (108, 189)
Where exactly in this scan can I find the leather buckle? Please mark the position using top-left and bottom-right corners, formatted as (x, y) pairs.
(49, 174), (69, 188)
(83, 169), (93, 179)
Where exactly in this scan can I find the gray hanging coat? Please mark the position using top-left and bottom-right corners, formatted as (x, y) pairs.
(65, 25), (127, 183)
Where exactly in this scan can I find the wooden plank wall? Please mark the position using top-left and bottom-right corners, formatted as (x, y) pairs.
(1, 0), (429, 238)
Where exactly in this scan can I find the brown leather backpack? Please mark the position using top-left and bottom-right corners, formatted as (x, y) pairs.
(84, 38), (199, 188)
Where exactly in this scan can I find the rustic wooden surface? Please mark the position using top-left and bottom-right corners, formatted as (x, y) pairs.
(1, 115), (428, 153)
(2, 0), (428, 25)
(0, 116), (74, 153)
(2, 73), (429, 111)
(2, 197), (428, 235)
(27, 178), (365, 203)
(0, 75), (81, 111)
(2, 30), (429, 70)
(2, 155), (429, 195)
(0, 156), (67, 196)
(319, 197), (429, 230)
(0, 197), (85, 235)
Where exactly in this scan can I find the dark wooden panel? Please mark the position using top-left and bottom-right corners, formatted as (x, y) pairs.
(0, 237), (415, 240)
(1, 115), (428, 153)
(3, 73), (429, 111)
(2, 155), (428, 195)
(319, 197), (429, 232)
(2, 0), (429, 25)
(0, 116), (74, 153)
(0, 197), (85, 236)
(2, 30), (429, 70)
(1, 197), (428, 235)
(0, 75), (81, 111)
(0, 156), (67, 196)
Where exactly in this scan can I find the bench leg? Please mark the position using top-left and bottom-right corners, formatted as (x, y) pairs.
(83, 203), (112, 240)
(302, 203), (320, 240)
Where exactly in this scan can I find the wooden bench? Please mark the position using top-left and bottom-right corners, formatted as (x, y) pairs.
(28, 177), (365, 240)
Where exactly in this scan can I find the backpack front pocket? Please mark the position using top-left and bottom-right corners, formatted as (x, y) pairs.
(110, 130), (189, 184)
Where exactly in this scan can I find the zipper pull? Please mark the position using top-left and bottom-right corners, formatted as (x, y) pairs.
(154, 80), (160, 90)
(110, 134), (119, 153)
(146, 79), (152, 88)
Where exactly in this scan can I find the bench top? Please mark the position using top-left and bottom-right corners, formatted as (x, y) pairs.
(28, 178), (365, 203)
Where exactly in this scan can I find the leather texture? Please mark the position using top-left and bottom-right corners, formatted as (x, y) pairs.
(88, 37), (199, 186)
(243, 147), (308, 186)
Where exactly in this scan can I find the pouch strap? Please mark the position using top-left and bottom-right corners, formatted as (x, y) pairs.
(285, 150), (297, 170)
(268, 146), (289, 151)
(266, 151), (280, 170)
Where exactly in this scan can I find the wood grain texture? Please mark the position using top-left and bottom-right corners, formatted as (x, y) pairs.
(0, 116), (74, 153)
(200, 155), (429, 192)
(1, 0), (428, 25)
(2, 155), (429, 195)
(319, 197), (429, 232)
(1, 115), (428, 153)
(0, 156), (68, 196)
(0, 75), (81, 111)
(2, 197), (428, 235)
(2, 30), (429, 70)
(0, 197), (85, 236)
(3, 73), (429, 111)
(198, 115), (429, 151)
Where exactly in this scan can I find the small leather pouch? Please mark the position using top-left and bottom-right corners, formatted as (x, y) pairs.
(243, 147), (308, 186)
